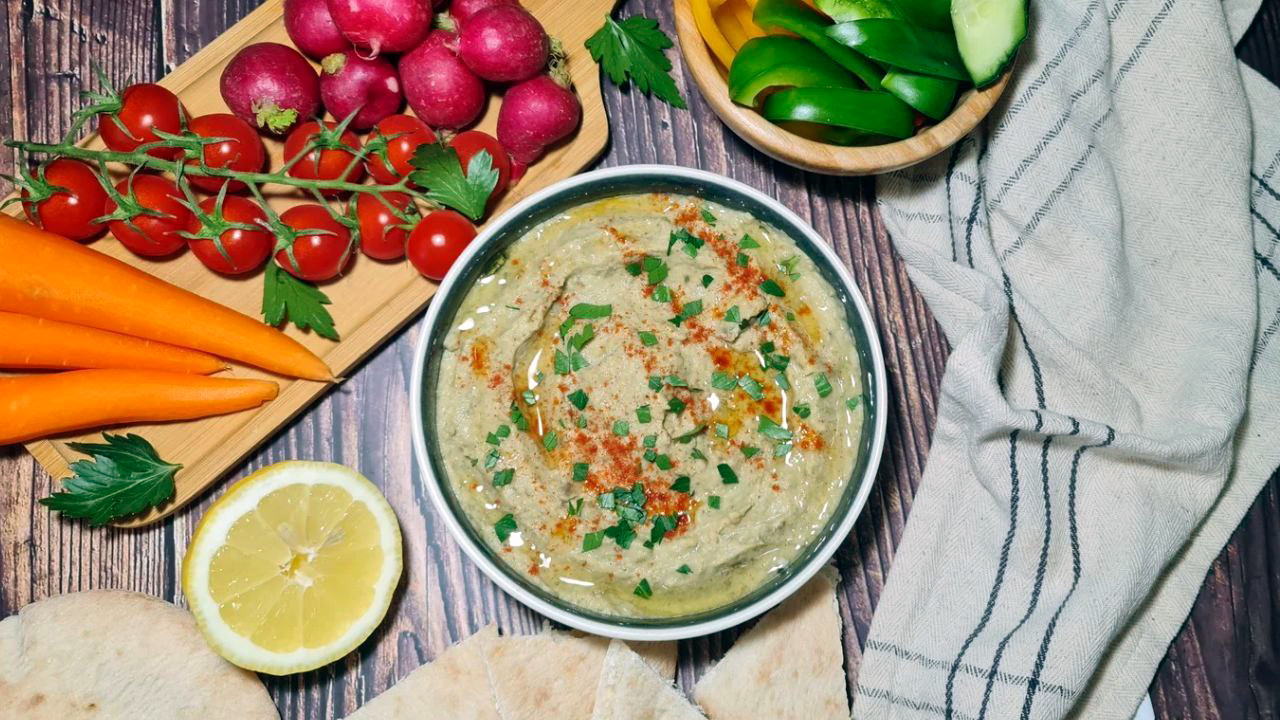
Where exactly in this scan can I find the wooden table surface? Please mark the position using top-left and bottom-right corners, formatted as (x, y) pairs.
(1, 1), (1277, 718)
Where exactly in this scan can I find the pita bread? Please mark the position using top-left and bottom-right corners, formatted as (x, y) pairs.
(0, 590), (277, 719)
(346, 625), (500, 719)
(590, 640), (704, 720)
(482, 630), (606, 720)
(693, 568), (848, 720)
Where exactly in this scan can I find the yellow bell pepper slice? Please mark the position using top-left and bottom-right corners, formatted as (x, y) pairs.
(729, 0), (766, 38)
(693, 0), (738, 67)
(715, 4), (751, 50)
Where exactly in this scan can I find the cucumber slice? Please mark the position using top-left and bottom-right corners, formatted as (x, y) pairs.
(951, 0), (1028, 86)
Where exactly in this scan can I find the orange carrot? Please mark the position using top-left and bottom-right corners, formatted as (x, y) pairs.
(0, 370), (279, 445)
(0, 215), (332, 381)
(0, 311), (226, 374)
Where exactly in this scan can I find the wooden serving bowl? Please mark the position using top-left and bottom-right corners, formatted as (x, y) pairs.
(672, 0), (1012, 176)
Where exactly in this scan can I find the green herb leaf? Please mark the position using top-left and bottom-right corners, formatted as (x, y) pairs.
(738, 374), (764, 400)
(760, 278), (786, 297)
(636, 404), (652, 423)
(715, 423), (730, 439)
(613, 420), (630, 436)
(543, 431), (559, 452)
(494, 513), (517, 543)
(643, 434), (658, 448)
(665, 375), (690, 387)
(649, 375), (664, 392)
(633, 578), (654, 598)
(652, 284), (672, 302)
(585, 15), (687, 108)
(669, 299), (704, 326)
(638, 330), (659, 346)
(625, 261), (643, 276)
(741, 445), (760, 458)
(568, 389), (589, 410)
(736, 252), (749, 267)
(668, 228), (704, 258)
(554, 349), (571, 375)
(673, 424), (707, 443)
(717, 463), (739, 484)
(815, 373), (833, 397)
(39, 433), (181, 526)
(484, 449), (500, 468)
(262, 261), (338, 340)
(701, 207), (717, 225)
(569, 323), (595, 351)
(701, 274), (713, 288)
(570, 350), (590, 371)
(691, 448), (708, 461)
(407, 144), (498, 221)
(671, 476), (691, 493)
(522, 389), (537, 405)
(758, 415), (794, 441)
(493, 468), (515, 487)
(724, 306), (741, 323)
(779, 255), (801, 280)
(677, 564), (693, 574)
(510, 403), (530, 431)
(667, 397), (687, 415)
(654, 454), (673, 470)
(711, 371), (738, 391)
(569, 303), (613, 319)
(847, 396), (862, 411)
(774, 442), (793, 457)
(739, 234), (761, 249)
(642, 256), (669, 285)
(794, 403), (812, 418)
(708, 495), (721, 509)
(573, 462), (590, 483)
(567, 497), (584, 516)
(583, 530), (605, 551)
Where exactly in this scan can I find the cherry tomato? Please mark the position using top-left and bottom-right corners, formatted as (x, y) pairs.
(186, 195), (273, 275)
(21, 158), (109, 241)
(449, 130), (511, 198)
(355, 192), (415, 261)
(365, 114), (436, 185)
(98, 83), (188, 160)
(186, 113), (266, 193)
(407, 210), (476, 281)
(106, 174), (193, 258)
(275, 204), (354, 282)
(283, 120), (365, 196)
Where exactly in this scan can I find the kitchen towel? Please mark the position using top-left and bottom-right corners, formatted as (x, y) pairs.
(852, 0), (1280, 718)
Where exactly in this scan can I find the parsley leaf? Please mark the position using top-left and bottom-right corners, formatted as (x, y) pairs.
(262, 261), (338, 340)
(407, 143), (499, 221)
(712, 371), (738, 391)
(708, 495), (721, 508)
(717, 463), (739, 484)
(634, 578), (654, 598)
(701, 207), (717, 225)
(583, 531), (605, 551)
(568, 497), (584, 516)
(760, 278), (786, 297)
(671, 476), (691, 493)
(39, 433), (181, 526)
(569, 303), (613, 319)
(638, 330), (659, 346)
(815, 373), (833, 397)
(493, 468), (515, 487)
(672, 424), (707, 443)
(613, 420), (630, 436)
(758, 415), (794, 441)
(724, 306), (741, 324)
(794, 403), (812, 418)
(543, 431), (559, 452)
(494, 513), (517, 543)
(573, 462), (590, 483)
(636, 404), (652, 423)
(677, 564), (693, 574)
(585, 15), (687, 108)
(568, 389), (589, 410)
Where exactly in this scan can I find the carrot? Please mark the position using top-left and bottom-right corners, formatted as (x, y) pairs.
(0, 311), (226, 374)
(0, 370), (279, 445)
(0, 215), (332, 381)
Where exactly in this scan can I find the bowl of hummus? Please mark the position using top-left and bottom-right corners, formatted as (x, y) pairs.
(410, 165), (886, 640)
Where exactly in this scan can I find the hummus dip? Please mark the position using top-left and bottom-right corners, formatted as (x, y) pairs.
(434, 193), (864, 617)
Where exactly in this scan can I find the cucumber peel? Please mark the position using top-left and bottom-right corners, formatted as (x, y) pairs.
(951, 0), (1028, 86)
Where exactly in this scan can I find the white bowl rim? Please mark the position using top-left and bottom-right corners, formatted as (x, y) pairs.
(409, 164), (889, 641)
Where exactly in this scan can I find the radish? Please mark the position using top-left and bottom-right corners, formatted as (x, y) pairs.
(284, 0), (350, 59)
(320, 52), (403, 129)
(497, 73), (580, 164)
(400, 31), (487, 130)
(325, 0), (435, 57)
(449, 0), (518, 26)
(458, 5), (549, 83)
(219, 43), (321, 135)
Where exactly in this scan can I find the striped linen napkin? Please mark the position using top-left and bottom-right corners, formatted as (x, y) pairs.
(851, 0), (1280, 717)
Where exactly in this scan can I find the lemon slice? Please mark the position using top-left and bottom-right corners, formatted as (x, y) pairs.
(182, 461), (402, 675)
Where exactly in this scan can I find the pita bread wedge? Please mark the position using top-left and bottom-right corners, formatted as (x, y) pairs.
(482, 630), (607, 720)
(591, 640), (704, 720)
(347, 625), (500, 720)
(0, 590), (277, 719)
(564, 632), (678, 681)
(693, 568), (848, 720)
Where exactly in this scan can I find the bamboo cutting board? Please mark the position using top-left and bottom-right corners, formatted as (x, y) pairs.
(13, 0), (614, 527)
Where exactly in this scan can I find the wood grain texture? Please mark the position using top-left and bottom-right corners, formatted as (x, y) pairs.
(0, 1), (1277, 718)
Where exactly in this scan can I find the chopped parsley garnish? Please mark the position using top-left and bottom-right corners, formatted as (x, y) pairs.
(599, 493), (616, 510)
(794, 403), (812, 418)
(701, 274), (713, 288)
(643, 433), (658, 448)
(667, 397), (687, 415)
(510, 403), (529, 431)
(677, 564), (693, 574)
(568, 389), (589, 410)
(654, 454), (673, 470)
(483, 449), (500, 468)
(715, 423), (730, 439)
(569, 303), (613, 319)
(758, 310), (772, 326)
(568, 323), (595, 350)
(778, 255), (801, 280)
(613, 420), (630, 436)
(665, 374), (690, 387)
(573, 462), (590, 483)
(567, 497), (584, 516)
(741, 445), (760, 458)
(583, 531), (605, 551)
(739, 234), (761, 249)
(760, 279), (785, 297)
(671, 475), (691, 493)
(634, 579), (653, 599)
(669, 299), (703, 326)
(625, 261), (642, 276)
(701, 208), (717, 225)
(522, 390), (537, 405)
(691, 448), (708, 461)
(672, 424), (707, 443)
(493, 468), (515, 487)
(494, 513), (517, 542)
(758, 415), (794, 441)
(651, 284), (672, 302)
(543, 431), (559, 452)
(738, 374), (764, 401)
(647, 513), (678, 546)
(717, 463), (739, 484)
(559, 318), (575, 337)
(607, 522), (637, 549)
(847, 396), (861, 411)
(643, 256), (669, 285)
(577, 415), (588, 428)
(775, 372), (790, 391)
(554, 349), (571, 375)
(724, 305), (741, 324)
(644, 448), (658, 462)
(638, 330), (659, 346)
(708, 495), (721, 508)
(774, 442), (793, 457)
(736, 252), (749, 267)
(814, 373), (833, 397)
(668, 228), (704, 258)
(648, 375), (664, 391)
(636, 404), (652, 423)
(711, 371), (737, 391)
(570, 351), (590, 371)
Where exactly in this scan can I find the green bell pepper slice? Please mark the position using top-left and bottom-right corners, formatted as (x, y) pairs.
(894, 0), (953, 31)
(881, 71), (959, 120)
(753, 0), (883, 89)
(828, 18), (969, 80)
(728, 36), (857, 106)
(761, 87), (916, 139)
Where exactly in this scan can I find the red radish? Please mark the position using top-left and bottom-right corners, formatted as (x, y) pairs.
(458, 5), (549, 83)
(400, 31), (487, 130)
(449, 0), (518, 26)
(320, 52), (403, 129)
(284, 0), (350, 59)
(497, 74), (581, 164)
(219, 43), (321, 135)
(325, 0), (435, 57)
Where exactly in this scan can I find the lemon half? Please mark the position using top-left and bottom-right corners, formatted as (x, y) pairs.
(183, 461), (403, 675)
